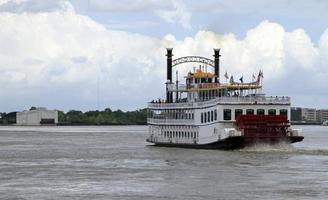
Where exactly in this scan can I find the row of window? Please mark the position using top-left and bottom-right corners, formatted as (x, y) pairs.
(223, 109), (288, 120)
(201, 110), (218, 123)
(150, 110), (194, 120)
(162, 131), (199, 139)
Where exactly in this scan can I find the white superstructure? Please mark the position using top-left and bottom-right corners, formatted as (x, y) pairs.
(146, 48), (303, 149)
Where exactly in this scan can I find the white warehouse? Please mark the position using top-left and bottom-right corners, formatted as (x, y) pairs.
(16, 107), (58, 125)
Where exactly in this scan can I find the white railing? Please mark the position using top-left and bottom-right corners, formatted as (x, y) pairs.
(147, 118), (194, 125)
(148, 96), (290, 109)
(147, 135), (198, 144)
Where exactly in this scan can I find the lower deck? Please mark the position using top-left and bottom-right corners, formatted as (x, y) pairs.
(147, 114), (303, 148)
(149, 135), (304, 150)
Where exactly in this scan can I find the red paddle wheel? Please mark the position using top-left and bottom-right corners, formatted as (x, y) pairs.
(235, 115), (301, 146)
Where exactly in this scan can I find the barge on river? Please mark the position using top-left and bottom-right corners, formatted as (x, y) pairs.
(146, 48), (304, 150)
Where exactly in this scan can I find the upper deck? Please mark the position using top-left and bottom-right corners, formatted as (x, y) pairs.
(148, 96), (290, 110)
(156, 48), (284, 110)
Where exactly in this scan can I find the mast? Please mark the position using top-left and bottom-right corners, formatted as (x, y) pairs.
(176, 70), (179, 102)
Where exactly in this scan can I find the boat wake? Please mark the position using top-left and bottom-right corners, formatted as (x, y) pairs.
(240, 142), (328, 156)
(241, 142), (295, 152)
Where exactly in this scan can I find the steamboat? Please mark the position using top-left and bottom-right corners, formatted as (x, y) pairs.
(146, 48), (304, 150)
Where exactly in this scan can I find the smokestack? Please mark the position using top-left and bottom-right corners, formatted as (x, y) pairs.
(214, 48), (221, 83)
(166, 48), (173, 82)
(166, 48), (173, 103)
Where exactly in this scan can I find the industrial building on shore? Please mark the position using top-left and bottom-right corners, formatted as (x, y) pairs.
(16, 107), (58, 126)
(291, 107), (328, 124)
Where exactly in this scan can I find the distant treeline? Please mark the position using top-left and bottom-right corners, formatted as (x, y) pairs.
(58, 108), (147, 125)
(0, 106), (311, 125)
(0, 112), (16, 124)
(0, 108), (148, 125)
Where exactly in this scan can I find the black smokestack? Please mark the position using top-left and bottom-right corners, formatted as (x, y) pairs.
(214, 48), (221, 82)
(166, 48), (173, 82)
(166, 48), (173, 103)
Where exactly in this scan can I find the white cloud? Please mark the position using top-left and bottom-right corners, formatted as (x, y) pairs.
(0, 0), (73, 13)
(87, 0), (192, 29)
(0, 1), (328, 111)
(87, 0), (170, 12)
(155, 0), (191, 29)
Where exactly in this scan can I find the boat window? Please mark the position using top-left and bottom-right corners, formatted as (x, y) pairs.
(204, 112), (207, 123)
(257, 109), (265, 115)
(268, 109), (276, 115)
(201, 113), (204, 123)
(208, 111), (210, 122)
(223, 109), (231, 120)
(211, 111), (214, 121)
(280, 109), (288, 116)
(192, 113), (194, 119)
(246, 109), (254, 115)
(235, 109), (243, 119)
(214, 110), (217, 121)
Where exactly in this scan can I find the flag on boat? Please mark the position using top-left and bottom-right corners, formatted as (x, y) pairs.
(252, 73), (256, 80)
(239, 76), (243, 83)
(259, 70), (264, 78)
(229, 75), (234, 84)
(256, 70), (263, 85)
(224, 71), (229, 79)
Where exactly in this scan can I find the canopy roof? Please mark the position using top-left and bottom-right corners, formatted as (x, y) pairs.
(186, 69), (217, 78)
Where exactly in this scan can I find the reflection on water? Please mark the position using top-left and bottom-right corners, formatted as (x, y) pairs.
(0, 125), (328, 200)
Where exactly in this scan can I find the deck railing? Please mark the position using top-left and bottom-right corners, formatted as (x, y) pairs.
(147, 118), (194, 125)
(148, 96), (290, 109)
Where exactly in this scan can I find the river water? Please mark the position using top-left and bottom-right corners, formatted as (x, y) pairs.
(0, 125), (327, 200)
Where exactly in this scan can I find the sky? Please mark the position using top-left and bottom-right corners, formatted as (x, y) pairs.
(0, 0), (327, 112)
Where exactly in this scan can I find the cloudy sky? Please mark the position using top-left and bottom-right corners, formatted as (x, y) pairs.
(0, 0), (327, 112)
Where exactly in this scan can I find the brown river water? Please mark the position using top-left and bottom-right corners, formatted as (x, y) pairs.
(0, 125), (327, 200)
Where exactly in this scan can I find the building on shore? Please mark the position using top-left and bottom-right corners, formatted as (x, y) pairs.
(292, 107), (328, 124)
(16, 107), (58, 125)
(301, 108), (317, 122)
(317, 109), (328, 123)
